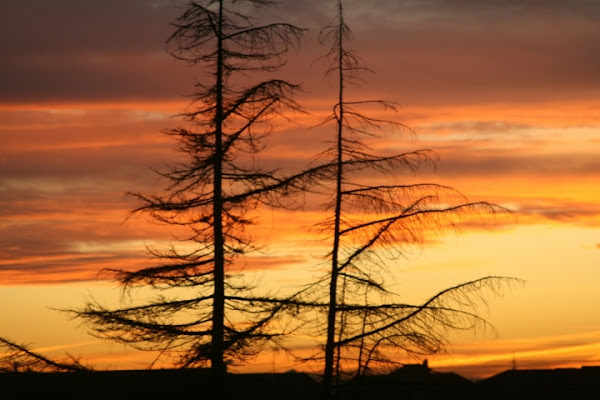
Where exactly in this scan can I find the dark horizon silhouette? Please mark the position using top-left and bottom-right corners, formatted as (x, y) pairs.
(2, 361), (599, 400)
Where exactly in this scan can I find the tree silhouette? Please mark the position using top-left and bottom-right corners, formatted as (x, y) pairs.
(295, 1), (520, 396)
(0, 336), (89, 372)
(72, 0), (305, 379)
(64, 2), (521, 394)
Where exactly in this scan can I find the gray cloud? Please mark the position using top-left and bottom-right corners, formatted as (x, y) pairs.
(1, 0), (598, 104)
(0, 144), (173, 182)
(515, 200), (600, 225)
(433, 151), (600, 178)
(419, 121), (532, 134)
(0, 0), (182, 55)
(0, 0), (191, 102)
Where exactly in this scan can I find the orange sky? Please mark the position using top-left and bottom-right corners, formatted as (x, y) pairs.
(1, 0), (600, 379)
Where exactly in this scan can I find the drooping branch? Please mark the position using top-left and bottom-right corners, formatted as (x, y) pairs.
(0, 336), (89, 372)
(335, 276), (524, 347)
(294, 1), (519, 396)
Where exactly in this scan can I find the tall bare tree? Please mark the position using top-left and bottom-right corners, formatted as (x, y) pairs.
(299, 1), (519, 395)
(73, 0), (305, 378)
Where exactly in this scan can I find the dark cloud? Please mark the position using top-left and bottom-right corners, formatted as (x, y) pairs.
(0, 202), (311, 283)
(514, 200), (600, 225)
(0, 52), (193, 102)
(355, 23), (599, 105)
(316, 0), (600, 105)
(0, 184), (131, 220)
(0, 187), (160, 283)
(0, 253), (145, 284)
(0, 0), (191, 102)
(0, 144), (173, 182)
(339, 0), (600, 28)
(0, 220), (144, 283)
(1, 0), (598, 104)
(0, 0), (182, 54)
(434, 151), (600, 178)
(419, 121), (532, 134)
(0, 108), (182, 184)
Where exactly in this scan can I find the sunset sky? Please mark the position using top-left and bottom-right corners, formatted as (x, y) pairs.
(1, 0), (600, 378)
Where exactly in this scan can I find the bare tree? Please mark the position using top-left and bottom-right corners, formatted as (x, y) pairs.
(72, 0), (305, 379)
(296, 1), (520, 396)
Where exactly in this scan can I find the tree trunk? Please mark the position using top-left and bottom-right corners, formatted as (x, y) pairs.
(212, 0), (226, 379)
(323, 2), (346, 394)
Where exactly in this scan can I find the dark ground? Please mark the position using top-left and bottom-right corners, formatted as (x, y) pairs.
(1, 365), (599, 400)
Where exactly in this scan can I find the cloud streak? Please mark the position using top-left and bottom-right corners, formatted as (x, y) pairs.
(2, 98), (600, 283)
